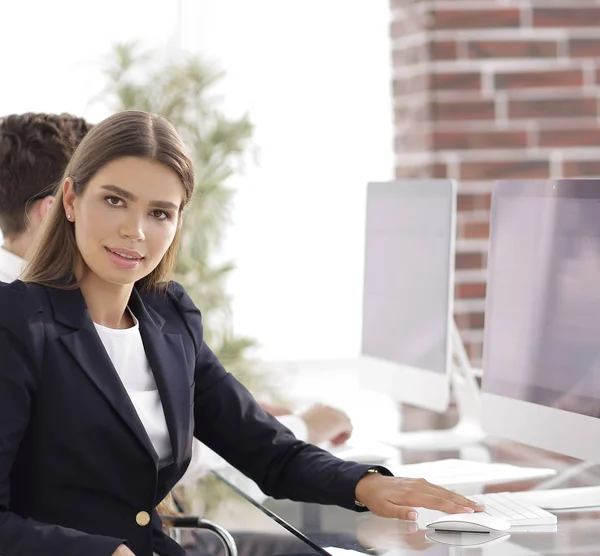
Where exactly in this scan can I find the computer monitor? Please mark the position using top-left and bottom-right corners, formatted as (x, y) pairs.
(482, 179), (600, 464)
(360, 179), (457, 413)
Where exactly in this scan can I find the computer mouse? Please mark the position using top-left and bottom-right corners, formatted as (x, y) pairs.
(426, 512), (510, 533)
(425, 530), (510, 547)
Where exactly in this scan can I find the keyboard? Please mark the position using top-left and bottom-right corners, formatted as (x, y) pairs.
(470, 492), (557, 527)
(387, 458), (557, 488)
(417, 492), (557, 533)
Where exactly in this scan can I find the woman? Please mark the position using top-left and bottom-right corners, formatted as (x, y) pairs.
(0, 111), (483, 556)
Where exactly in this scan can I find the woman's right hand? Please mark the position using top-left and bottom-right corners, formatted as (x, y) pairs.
(112, 545), (135, 556)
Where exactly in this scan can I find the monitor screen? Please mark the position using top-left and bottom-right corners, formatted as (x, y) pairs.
(359, 180), (456, 413)
(362, 180), (455, 375)
(484, 180), (600, 419)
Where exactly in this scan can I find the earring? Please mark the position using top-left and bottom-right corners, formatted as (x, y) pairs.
(67, 214), (72, 220)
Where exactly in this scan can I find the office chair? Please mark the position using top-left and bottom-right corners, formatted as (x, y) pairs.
(159, 493), (238, 556)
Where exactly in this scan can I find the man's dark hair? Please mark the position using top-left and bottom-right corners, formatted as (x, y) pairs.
(0, 112), (93, 238)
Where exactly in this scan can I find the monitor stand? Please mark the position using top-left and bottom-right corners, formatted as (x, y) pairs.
(377, 321), (486, 450)
(516, 459), (600, 510)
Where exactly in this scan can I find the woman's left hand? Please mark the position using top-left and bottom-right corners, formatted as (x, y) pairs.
(355, 472), (485, 521)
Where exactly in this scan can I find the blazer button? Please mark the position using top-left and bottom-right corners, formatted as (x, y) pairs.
(136, 511), (150, 526)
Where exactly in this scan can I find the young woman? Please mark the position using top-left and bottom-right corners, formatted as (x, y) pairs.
(0, 110), (483, 556)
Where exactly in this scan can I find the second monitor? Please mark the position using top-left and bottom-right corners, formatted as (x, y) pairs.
(482, 179), (600, 508)
(483, 179), (600, 463)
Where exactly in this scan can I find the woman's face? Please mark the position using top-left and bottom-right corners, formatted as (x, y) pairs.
(63, 156), (185, 287)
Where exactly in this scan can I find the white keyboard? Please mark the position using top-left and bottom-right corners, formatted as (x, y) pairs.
(471, 492), (557, 527)
(417, 492), (557, 533)
(388, 458), (557, 488)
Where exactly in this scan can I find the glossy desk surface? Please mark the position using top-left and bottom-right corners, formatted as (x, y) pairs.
(208, 406), (600, 556)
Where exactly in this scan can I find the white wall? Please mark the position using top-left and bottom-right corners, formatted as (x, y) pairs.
(0, 0), (394, 360)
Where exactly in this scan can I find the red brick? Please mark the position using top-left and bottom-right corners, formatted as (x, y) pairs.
(564, 160), (600, 177)
(495, 69), (583, 90)
(534, 8), (600, 28)
(455, 311), (486, 330)
(539, 128), (600, 148)
(392, 44), (429, 68)
(509, 97), (597, 119)
(433, 130), (527, 150)
(390, 20), (408, 39)
(429, 40), (458, 61)
(432, 100), (495, 121)
(570, 38), (600, 58)
(393, 73), (429, 96)
(431, 72), (481, 91)
(456, 252), (485, 269)
(461, 160), (550, 180)
(457, 193), (475, 211)
(433, 9), (521, 30)
(463, 221), (490, 239)
(394, 102), (430, 127)
(395, 164), (424, 179)
(596, 68), (600, 85)
(470, 312), (486, 329)
(467, 40), (557, 59)
(455, 313), (471, 331)
(455, 283), (487, 299)
(432, 162), (448, 178)
(457, 193), (492, 212)
(395, 131), (430, 153)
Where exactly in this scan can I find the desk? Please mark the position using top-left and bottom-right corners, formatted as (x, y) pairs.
(205, 405), (600, 555)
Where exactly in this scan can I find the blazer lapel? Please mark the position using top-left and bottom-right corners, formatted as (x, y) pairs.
(49, 287), (159, 464)
(129, 288), (192, 467)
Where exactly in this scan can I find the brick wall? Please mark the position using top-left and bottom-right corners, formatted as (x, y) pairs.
(390, 0), (600, 365)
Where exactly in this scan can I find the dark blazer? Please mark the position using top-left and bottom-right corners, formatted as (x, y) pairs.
(0, 280), (380, 556)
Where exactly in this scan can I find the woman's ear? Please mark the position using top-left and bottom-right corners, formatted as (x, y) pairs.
(62, 178), (77, 222)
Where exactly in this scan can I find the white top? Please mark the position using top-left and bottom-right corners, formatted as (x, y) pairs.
(0, 246), (26, 283)
(93, 313), (173, 466)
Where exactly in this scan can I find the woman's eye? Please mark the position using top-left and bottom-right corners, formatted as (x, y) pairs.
(151, 210), (170, 220)
(105, 196), (124, 206)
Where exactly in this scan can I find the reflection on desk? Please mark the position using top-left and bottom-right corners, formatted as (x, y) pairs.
(200, 405), (600, 555)
(425, 530), (511, 548)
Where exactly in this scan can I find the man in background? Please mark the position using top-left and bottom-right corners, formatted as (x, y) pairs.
(0, 112), (91, 281)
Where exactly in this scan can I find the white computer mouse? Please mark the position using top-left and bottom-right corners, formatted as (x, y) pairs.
(425, 530), (511, 547)
(426, 512), (511, 533)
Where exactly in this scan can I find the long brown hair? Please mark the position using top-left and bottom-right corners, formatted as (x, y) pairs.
(21, 111), (195, 292)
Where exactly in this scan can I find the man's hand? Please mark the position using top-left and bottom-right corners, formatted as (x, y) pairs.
(355, 472), (485, 521)
(299, 403), (353, 445)
(112, 545), (135, 556)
